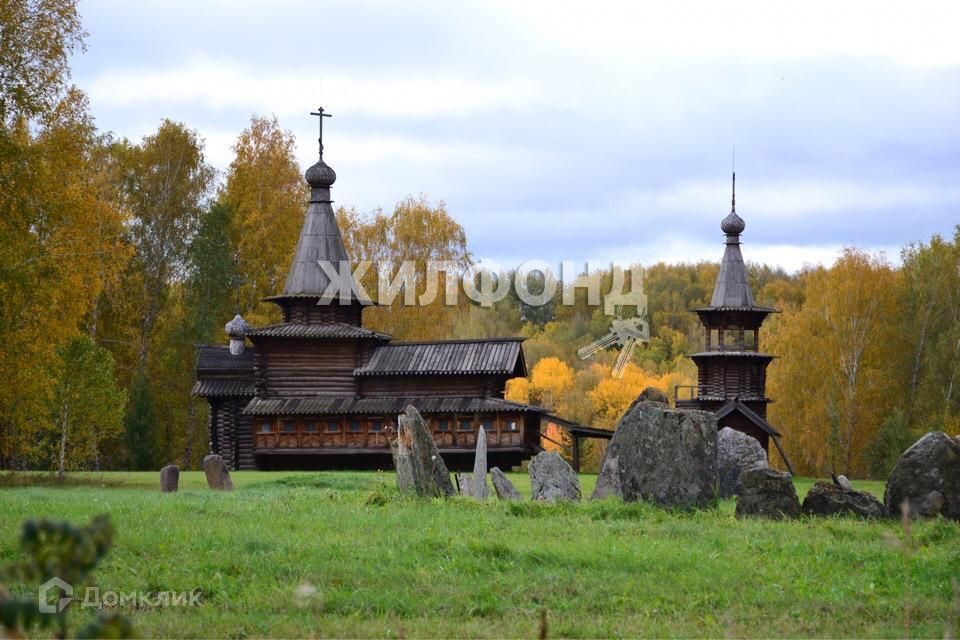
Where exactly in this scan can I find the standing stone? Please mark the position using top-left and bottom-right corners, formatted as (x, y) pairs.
(160, 464), (179, 493)
(802, 481), (885, 519)
(590, 455), (622, 500)
(202, 454), (233, 491)
(735, 468), (800, 519)
(529, 451), (580, 502)
(394, 406), (456, 498)
(471, 427), (490, 499)
(884, 431), (960, 519)
(456, 473), (474, 497)
(599, 398), (717, 509)
(390, 436), (415, 495)
(490, 467), (522, 501)
(717, 427), (768, 498)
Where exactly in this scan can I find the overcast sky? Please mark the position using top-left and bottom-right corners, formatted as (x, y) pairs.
(72, 0), (960, 272)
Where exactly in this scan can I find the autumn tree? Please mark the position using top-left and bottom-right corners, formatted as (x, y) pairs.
(40, 336), (125, 477)
(337, 196), (471, 340)
(220, 115), (305, 324)
(766, 249), (902, 477)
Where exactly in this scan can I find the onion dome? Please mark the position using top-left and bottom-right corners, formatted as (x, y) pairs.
(721, 210), (745, 235)
(721, 171), (745, 235)
(224, 314), (251, 338)
(305, 158), (336, 187)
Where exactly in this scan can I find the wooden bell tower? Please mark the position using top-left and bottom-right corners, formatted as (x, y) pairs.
(676, 174), (792, 470)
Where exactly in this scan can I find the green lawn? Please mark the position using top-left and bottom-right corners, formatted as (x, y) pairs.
(1, 471), (958, 638)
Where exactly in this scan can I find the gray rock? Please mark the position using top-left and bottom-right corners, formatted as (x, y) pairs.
(471, 427), (490, 499)
(638, 386), (669, 404)
(884, 431), (960, 519)
(591, 455), (622, 500)
(600, 399), (718, 509)
(202, 454), (233, 491)
(393, 406), (456, 498)
(455, 473), (474, 497)
(160, 464), (179, 493)
(529, 452), (580, 502)
(390, 437), (415, 495)
(717, 427), (768, 498)
(802, 481), (885, 519)
(735, 468), (800, 519)
(835, 474), (853, 490)
(490, 467), (522, 501)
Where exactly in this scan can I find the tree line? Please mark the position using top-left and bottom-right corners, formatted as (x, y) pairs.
(2, 0), (956, 478)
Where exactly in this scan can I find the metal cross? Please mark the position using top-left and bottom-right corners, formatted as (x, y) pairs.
(309, 107), (333, 157)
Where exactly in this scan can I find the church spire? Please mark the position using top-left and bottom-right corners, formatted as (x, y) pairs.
(711, 172), (754, 308)
(278, 107), (367, 304)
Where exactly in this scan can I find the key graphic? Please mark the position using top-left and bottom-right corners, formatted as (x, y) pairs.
(577, 316), (650, 378)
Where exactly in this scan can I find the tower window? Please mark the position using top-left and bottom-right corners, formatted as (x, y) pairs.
(710, 329), (720, 349)
(723, 328), (739, 349)
(743, 329), (756, 349)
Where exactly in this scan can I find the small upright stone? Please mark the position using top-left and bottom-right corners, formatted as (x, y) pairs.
(529, 452), (580, 502)
(735, 468), (800, 519)
(202, 454), (233, 491)
(834, 474), (853, 491)
(456, 473), (474, 497)
(160, 464), (179, 493)
(717, 427), (768, 498)
(591, 455), (622, 500)
(471, 427), (490, 499)
(490, 467), (522, 501)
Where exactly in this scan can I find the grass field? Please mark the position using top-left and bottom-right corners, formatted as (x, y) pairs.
(1, 471), (959, 638)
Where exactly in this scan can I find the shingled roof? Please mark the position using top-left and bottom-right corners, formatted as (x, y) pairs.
(192, 379), (256, 397)
(196, 345), (255, 373)
(354, 338), (526, 377)
(246, 322), (390, 340)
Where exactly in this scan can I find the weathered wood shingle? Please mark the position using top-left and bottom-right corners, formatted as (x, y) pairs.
(354, 338), (526, 377)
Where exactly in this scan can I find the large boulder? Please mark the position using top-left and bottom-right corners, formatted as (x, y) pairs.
(392, 406), (456, 498)
(735, 468), (800, 519)
(160, 464), (179, 493)
(529, 452), (580, 502)
(599, 399), (717, 509)
(202, 454), (233, 491)
(590, 454), (622, 500)
(884, 431), (960, 519)
(717, 427), (768, 498)
(490, 467), (522, 501)
(802, 481), (885, 519)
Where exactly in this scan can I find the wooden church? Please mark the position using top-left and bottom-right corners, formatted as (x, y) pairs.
(193, 114), (579, 471)
(675, 175), (792, 470)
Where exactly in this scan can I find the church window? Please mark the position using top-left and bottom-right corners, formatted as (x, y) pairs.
(259, 421), (272, 433)
(326, 419), (339, 433)
(282, 421), (296, 433)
